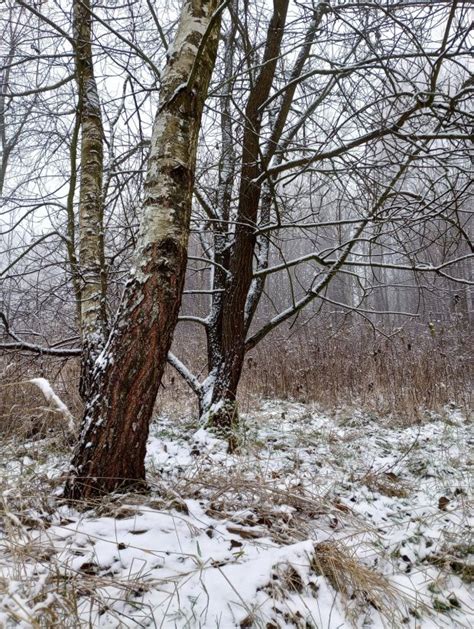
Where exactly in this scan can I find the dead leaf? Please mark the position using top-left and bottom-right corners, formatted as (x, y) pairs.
(438, 496), (450, 511)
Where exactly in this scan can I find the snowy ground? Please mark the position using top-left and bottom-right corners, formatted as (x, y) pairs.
(0, 401), (472, 628)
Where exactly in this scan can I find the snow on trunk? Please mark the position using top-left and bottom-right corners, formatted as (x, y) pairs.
(203, 0), (291, 437)
(65, 0), (222, 500)
(73, 0), (108, 400)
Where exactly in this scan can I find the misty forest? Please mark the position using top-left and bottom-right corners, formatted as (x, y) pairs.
(0, 0), (472, 626)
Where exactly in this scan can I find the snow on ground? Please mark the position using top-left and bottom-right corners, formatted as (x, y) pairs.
(0, 401), (472, 627)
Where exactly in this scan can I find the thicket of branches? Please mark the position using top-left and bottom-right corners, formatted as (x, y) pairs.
(0, 0), (472, 496)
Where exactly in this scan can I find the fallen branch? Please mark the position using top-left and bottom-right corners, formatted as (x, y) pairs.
(30, 378), (75, 434)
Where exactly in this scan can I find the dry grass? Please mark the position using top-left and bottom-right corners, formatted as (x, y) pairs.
(0, 526), (154, 628)
(243, 540), (415, 627)
(0, 438), (156, 627)
(1, 318), (471, 436)
(310, 540), (410, 622)
(360, 471), (411, 498)
(1, 408), (471, 628)
(164, 317), (472, 425)
(238, 320), (471, 420)
(0, 316), (471, 628)
(184, 473), (328, 544)
(0, 358), (82, 438)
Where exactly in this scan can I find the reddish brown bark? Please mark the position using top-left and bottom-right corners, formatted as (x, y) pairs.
(65, 0), (221, 500)
(67, 236), (189, 497)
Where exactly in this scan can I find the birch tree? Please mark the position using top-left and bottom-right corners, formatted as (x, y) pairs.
(64, 0), (222, 500)
(73, 0), (108, 399)
(0, 0), (108, 390)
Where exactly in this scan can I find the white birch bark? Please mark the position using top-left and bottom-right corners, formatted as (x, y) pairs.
(65, 0), (222, 500)
(73, 0), (108, 398)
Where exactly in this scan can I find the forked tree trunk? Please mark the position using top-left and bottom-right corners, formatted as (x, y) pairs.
(65, 0), (221, 501)
(203, 0), (290, 434)
(202, 1), (327, 437)
(201, 14), (239, 444)
(73, 0), (108, 399)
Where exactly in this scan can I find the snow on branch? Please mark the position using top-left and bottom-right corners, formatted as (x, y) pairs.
(0, 312), (81, 357)
(167, 352), (202, 396)
(30, 378), (75, 434)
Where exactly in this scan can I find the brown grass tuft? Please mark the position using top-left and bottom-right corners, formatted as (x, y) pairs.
(310, 540), (412, 624)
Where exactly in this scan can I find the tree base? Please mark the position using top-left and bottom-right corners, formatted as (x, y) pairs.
(64, 473), (149, 504)
(203, 399), (241, 452)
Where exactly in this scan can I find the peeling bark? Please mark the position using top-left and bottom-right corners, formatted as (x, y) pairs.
(65, 0), (222, 501)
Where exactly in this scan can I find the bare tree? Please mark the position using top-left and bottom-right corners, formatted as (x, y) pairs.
(167, 0), (473, 439)
(0, 0), (471, 479)
(0, 0), (164, 361)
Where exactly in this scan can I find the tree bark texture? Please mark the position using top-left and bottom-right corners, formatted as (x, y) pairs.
(203, 0), (290, 429)
(201, 2), (330, 435)
(65, 0), (221, 500)
(73, 0), (108, 400)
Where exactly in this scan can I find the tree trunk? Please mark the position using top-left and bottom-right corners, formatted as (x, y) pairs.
(203, 0), (290, 434)
(201, 2), (330, 437)
(200, 334), (242, 440)
(65, 0), (221, 501)
(73, 0), (108, 400)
